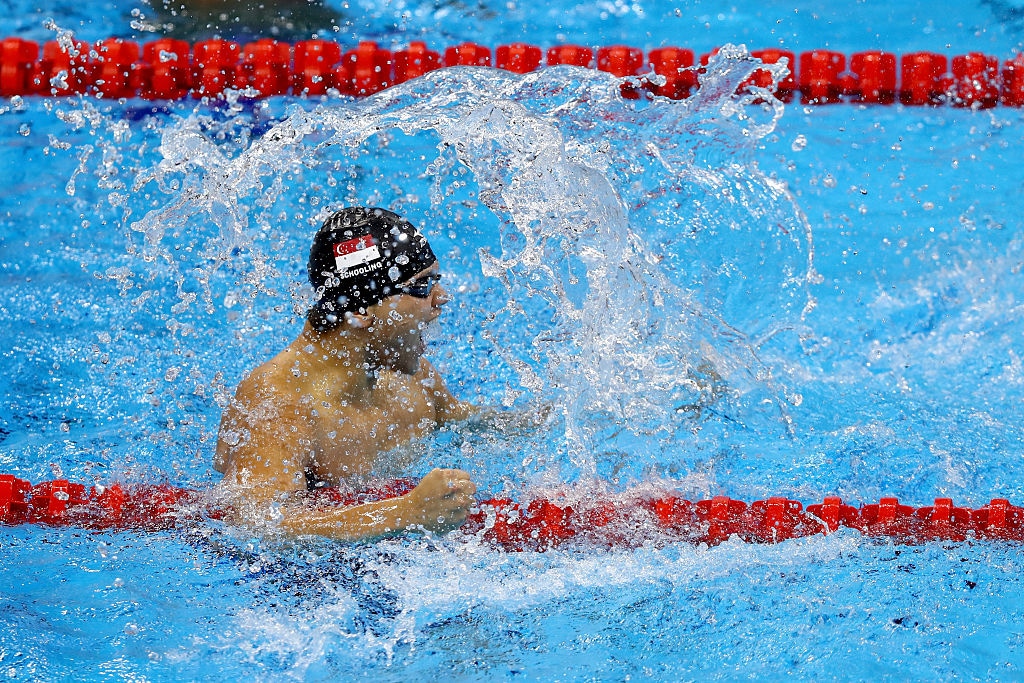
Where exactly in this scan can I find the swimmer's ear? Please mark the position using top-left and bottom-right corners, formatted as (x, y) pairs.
(344, 311), (373, 329)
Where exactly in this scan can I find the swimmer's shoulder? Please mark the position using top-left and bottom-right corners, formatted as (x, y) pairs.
(218, 351), (314, 443)
(233, 345), (307, 397)
(213, 350), (314, 474)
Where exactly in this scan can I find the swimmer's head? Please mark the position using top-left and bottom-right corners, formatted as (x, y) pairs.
(307, 207), (437, 332)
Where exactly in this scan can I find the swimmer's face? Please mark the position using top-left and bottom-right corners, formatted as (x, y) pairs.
(365, 263), (448, 374)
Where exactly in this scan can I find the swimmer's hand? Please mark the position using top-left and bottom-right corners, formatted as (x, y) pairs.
(402, 468), (477, 534)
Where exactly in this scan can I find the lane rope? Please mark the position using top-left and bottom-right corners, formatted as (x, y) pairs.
(3, 474), (1022, 551)
(1, 36), (1020, 106)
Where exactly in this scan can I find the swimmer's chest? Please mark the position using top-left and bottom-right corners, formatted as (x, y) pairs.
(310, 373), (439, 479)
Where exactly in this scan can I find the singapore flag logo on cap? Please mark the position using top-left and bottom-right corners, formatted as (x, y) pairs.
(332, 234), (381, 272)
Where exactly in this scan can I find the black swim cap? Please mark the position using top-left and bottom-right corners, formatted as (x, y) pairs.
(307, 207), (437, 332)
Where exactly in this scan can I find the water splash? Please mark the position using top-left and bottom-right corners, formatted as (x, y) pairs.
(117, 45), (813, 484)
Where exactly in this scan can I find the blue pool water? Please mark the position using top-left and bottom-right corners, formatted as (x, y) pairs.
(3, 0), (1024, 680)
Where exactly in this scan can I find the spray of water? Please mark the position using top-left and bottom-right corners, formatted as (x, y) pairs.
(86, 44), (815, 485)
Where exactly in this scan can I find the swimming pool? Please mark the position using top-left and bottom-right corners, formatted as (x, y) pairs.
(3, 0), (1024, 680)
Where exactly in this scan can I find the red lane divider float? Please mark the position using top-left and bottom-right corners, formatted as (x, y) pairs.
(2, 36), (1023, 107)
(0, 474), (199, 531)
(4, 473), (1024, 550)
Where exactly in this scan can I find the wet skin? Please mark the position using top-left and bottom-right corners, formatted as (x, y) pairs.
(214, 264), (478, 540)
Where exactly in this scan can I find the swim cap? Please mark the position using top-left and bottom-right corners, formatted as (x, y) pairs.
(307, 207), (437, 331)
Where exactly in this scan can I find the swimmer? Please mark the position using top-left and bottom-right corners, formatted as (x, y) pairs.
(214, 207), (481, 541)
(136, 0), (341, 42)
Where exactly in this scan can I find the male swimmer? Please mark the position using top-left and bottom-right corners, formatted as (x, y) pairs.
(214, 207), (479, 540)
(139, 0), (341, 41)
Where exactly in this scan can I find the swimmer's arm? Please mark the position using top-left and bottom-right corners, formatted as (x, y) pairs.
(461, 403), (553, 436)
(419, 358), (479, 423)
(215, 392), (314, 502)
(221, 451), (476, 541)
(418, 359), (552, 432)
(269, 468), (476, 540)
(216, 391), (475, 540)
(223, 480), (468, 542)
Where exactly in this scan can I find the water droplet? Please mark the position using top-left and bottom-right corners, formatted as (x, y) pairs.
(790, 134), (807, 152)
(18, 123), (30, 136)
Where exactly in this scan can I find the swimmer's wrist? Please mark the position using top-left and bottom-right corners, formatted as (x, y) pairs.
(394, 491), (430, 531)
